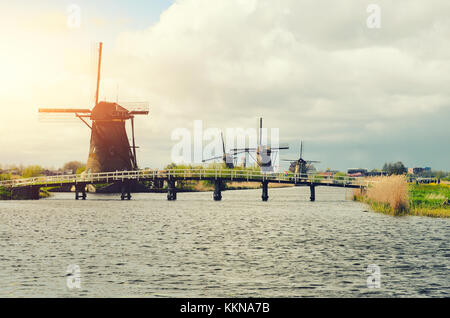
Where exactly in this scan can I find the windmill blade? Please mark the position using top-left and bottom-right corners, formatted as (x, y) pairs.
(202, 156), (223, 162)
(38, 108), (92, 123)
(305, 160), (321, 163)
(232, 150), (249, 155)
(270, 146), (290, 151)
(269, 142), (289, 150)
(221, 131), (226, 154)
(129, 110), (149, 115)
(259, 117), (263, 147)
(300, 141), (303, 159)
(38, 108), (91, 113)
(230, 147), (257, 153)
(281, 159), (298, 161)
(94, 42), (103, 107)
(120, 101), (150, 115)
(38, 113), (83, 123)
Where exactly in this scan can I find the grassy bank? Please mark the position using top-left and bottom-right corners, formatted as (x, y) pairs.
(352, 176), (450, 218)
(0, 186), (10, 200)
(0, 186), (51, 200)
(39, 188), (51, 199)
(408, 184), (450, 217)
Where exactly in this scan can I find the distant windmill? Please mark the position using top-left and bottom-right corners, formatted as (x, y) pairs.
(38, 42), (149, 173)
(202, 132), (245, 168)
(230, 117), (289, 172)
(281, 141), (320, 174)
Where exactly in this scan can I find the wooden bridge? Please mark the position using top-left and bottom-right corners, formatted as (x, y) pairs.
(0, 169), (370, 201)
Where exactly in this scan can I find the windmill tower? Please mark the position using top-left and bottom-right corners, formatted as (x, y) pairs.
(202, 131), (238, 169)
(281, 141), (320, 174)
(230, 117), (289, 172)
(39, 42), (149, 173)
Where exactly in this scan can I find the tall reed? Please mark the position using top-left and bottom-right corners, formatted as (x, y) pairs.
(354, 175), (409, 215)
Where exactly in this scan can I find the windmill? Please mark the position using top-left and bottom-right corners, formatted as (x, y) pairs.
(38, 42), (149, 173)
(230, 118), (289, 172)
(281, 141), (320, 174)
(202, 132), (245, 168)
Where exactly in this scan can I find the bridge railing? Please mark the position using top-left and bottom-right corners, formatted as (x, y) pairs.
(0, 168), (371, 188)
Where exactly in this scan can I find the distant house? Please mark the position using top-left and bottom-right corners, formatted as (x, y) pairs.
(408, 167), (430, 175)
(366, 171), (386, 177)
(5, 169), (20, 176)
(348, 172), (364, 177)
(42, 169), (59, 176)
(347, 168), (368, 176)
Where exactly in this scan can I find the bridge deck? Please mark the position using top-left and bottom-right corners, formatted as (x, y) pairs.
(0, 169), (370, 189)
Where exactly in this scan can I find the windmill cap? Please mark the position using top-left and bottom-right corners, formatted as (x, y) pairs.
(91, 102), (130, 120)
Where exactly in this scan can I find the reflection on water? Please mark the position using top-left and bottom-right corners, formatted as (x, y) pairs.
(0, 187), (448, 297)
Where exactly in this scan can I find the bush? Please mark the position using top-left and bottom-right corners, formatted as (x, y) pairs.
(22, 165), (43, 178)
(76, 166), (86, 174)
(0, 173), (11, 181)
(62, 161), (85, 174)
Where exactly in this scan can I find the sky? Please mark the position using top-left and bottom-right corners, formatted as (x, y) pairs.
(0, 0), (449, 171)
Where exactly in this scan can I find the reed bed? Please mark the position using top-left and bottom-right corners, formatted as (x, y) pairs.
(353, 176), (449, 217)
(367, 175), (409, 213)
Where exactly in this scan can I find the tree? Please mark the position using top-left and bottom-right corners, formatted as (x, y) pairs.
(22, 165), (43, 178)
(62, 161), (85, 174)
(382, 161), (407, 175)
(76, 166), (86, 174)
(0, 173), (11, 181)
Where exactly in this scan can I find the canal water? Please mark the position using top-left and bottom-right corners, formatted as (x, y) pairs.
(0, 187), (448, 297)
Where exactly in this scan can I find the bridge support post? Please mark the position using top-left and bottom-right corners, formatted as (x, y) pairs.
(75, 184), (86, 200)
(262, 181), (269, 201)
(31, 186), (41, 200)
(121, 180), (132, 200)
(153, 179), (164, 190)
(213, 179), (222, 201)
(310, 185), (315, 202)
(167, 179), (177, 201)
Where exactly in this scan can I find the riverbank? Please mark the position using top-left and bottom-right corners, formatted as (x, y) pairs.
(0, 186), (51, 200)
(0, 186), (10, 200)
(352, 176), (450, 218)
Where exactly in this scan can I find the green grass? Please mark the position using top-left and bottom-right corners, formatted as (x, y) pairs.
(407, 184), (449, 217)
(0, 186), (11, 200)
(0, 173), (12, 181)
(39, 188), (51, 198)
(409, 184), (450, 209)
